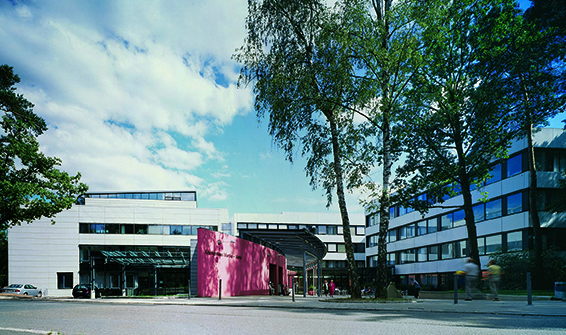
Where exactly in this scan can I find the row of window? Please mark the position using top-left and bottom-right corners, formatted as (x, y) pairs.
(535, 149), (566, 173)
(367, 153), (525, 227)
(236, 223), (365, 236)
(326, 243), (365, 253)
(370, 231), (523, 266)
(321, 260), (365, 268)
(79, 223), (217, 235)
(79, 245), (191, 262)
(367, 192), (524, 246)
(80, 191), (196, 203)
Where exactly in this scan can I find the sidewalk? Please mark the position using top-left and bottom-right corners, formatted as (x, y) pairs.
(5, 293), (564, 317)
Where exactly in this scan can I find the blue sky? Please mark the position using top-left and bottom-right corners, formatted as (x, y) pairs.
(0, 0), (562, 217)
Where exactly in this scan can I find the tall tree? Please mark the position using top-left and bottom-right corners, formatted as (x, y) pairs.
(234, 0), (368, 298)
(489, 1), (566, 287)
(341, 0), (427, 298)
(0, 65), (88, 230)
(395, 0), (521, 266)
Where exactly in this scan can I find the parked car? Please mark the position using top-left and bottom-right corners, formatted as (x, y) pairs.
(72, 284), (101, 298)
(1, 284), (42, 297)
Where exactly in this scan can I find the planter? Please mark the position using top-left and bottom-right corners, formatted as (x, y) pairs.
(554, 282), (566, 299)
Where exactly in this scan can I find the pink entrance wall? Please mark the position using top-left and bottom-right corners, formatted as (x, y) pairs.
(197, 229), (287, 297)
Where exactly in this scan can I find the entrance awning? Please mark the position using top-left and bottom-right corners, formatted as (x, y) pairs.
(238, 228), (327, 268)
(100, 250), (190, 266)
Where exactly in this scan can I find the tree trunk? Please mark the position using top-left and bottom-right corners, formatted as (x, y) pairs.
(526, 122), (544, 289)
(375, 0), (393, 299)
(376, 115), (391, 299)
(453, 118), (480, 266)
(328, 113), (361, 299)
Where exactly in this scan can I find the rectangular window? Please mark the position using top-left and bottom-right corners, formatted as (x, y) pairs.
(237, 223), (247, 229)
(455, 240), (467, 258)
(428, 246), (438, 261)
(268, 224), (278, 230)
(507, 193), (522, 214)
(453, 210), (466, 227)
(387, 253), (396, 266)
(486, 164), (502, 185)
(121, 224), (134, 234)
(428, 218), (438, 233)
(318, 225), (326, 234)
(417, 247), (427, 262)
(248, 223), (258, 229)
(507, 154), (522, 177)
(57, 272), (73, 289)
(79, 223), (90, 234)
(279, 224), (288, 230)
(399, 226), (407, 240)
(258, 224), (267, 229)
(95, 224), (105, 234)
(406, 224), (415, 238)
(441, 243), (454, 260)
(388, 229), (397, 242)
(327, 226), (337, 235)
(441, 214), (453, 231)
(356, 226), (365, 236)
(478, 237), (485, 255)
(170, 226), (182, 235)
(337, 226), (344, 235)
(337, 244), (346, 253)
(327, 244), (337, 252)
(401, 249), (415, 264)
(473, 204), (485, 222)
(417, 221), (427, 235)
(106, 224), (120, 234)
(507, 231), (523, 251)
(148, 225), (162, 235)
(486, 235), (502, 254)
(486, 199), (502, 219)
(135, 225), (148, 234)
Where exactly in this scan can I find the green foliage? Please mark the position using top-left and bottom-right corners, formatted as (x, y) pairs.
(489, 250), (566, 290)
(0, 65), (88, 230)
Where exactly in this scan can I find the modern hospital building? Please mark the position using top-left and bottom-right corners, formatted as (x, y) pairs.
(364, 128), (566, 289)
(6, 128), (566, 296)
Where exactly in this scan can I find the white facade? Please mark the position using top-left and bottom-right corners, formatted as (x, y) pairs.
(365, 128), (566, 287)
(8, 192), (229, 297)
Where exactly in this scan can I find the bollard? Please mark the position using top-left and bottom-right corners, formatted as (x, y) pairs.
(527, 272), (532, 306)
(219, 279), (222, 300)
(292, 278), (295, 303)
(188, 279), (191, 300)
(454, 273), (458, 304)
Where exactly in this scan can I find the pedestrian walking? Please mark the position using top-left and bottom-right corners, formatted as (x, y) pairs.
(463, 258), (480, 301)
(323, 280), (329, 297)
(487, 260), (503, 301)
(329, 279), (336, 297)
(411, 279), (420, 299)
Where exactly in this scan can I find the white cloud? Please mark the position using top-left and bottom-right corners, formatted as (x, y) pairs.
(0, 0), (253, 197)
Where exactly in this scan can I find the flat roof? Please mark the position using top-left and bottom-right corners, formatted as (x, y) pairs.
(238, 228), (327, 268)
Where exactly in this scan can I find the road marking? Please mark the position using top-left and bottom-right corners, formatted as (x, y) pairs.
(0, 327), (52, 334)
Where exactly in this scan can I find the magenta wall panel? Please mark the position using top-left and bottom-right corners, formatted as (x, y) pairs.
(197, 229), (287, 297)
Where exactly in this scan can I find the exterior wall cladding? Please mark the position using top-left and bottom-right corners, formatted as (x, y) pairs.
(8, 193), (229, 297)
(365, 128), (566, 288)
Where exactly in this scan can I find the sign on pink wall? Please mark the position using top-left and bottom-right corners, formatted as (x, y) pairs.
(197, 229), (287, 297)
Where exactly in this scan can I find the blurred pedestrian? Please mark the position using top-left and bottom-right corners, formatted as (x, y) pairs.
(487, 260), (503, 301)
(463, 258), (480, 301)
(411, 279), (421, 299)
(329, 279), (336, 297)
(323, 280), (329, 297)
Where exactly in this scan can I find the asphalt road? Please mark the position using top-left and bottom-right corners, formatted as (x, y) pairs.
(0, 300), (564, 335)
